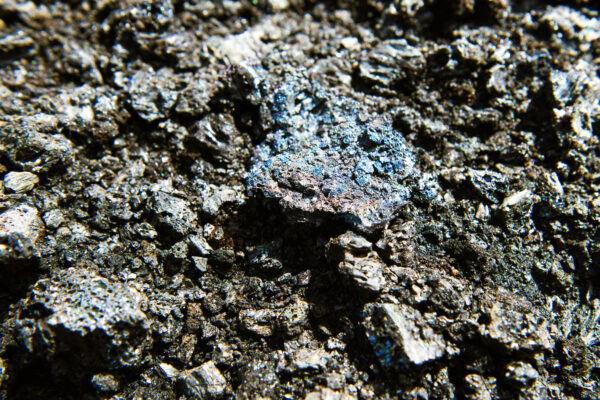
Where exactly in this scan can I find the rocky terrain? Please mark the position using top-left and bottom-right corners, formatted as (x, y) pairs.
(0, 0), (599, 398)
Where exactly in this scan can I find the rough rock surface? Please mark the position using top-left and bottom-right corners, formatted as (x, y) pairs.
(246, 72), (420, 231)
(0, 0), (599, 399)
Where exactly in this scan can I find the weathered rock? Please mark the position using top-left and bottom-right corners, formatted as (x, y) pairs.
(363, 303), (446, 368)
(0, 115), (74, 173)
(126, 66), (179, 122)
(328, 232), (386, 295)
(478, 288), (554, 353)
(3, 171), (39, 193)
(358, 39), (426, 95)
(16, 268), (151, 374)
(550, 60), (600, 142)
(181, 360), (229, 399)
(0, 204), (44, 261)
(148, 190), (197, 237)
(246, 71), (418, 232)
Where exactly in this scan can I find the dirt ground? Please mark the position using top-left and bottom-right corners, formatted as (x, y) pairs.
(0, 0), (599, 399)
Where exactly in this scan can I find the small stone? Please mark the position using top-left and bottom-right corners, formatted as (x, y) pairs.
(290, 348), (330, 371)
(398, 0), (425, 17)
(148, 191), (197, 237)
(3, 171), (39, 193)
(127, 66), (179, 122)
(464, 374), (496, 400)
(91, 373), (119, 393)
(43, 209), (65, 230)
(239, 308), (275, 337)
(181, 361), (229, 399)
(0, 115), (74, 173)
(266, 0), (289, 11)
(276, 296), (310, 337)
(467, 169), (507, 203)
(363, 303), (446, 367)
(501, 189), (532, 208)
(505, 361), (539, 388)
(328, 232), (385, 295)
(340, 37), (360, 51)
(133, 222), (158, 239)
(358, 39), (426, 95)
(189, 234), (213, 256)
(210, 28), (268, 64)
(192, 256), (209, 272)
(475, 203), (490, 221)
(200, 184), (245, 217)
(0, 204), (44, 261)
(325, 337), (346, 351)
(478, 288), (554, 352)
(17, 268), (151, 371)
(157, 362), (180, 380)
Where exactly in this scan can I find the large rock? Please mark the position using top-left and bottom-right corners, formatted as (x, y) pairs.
(16, 268), (151, 375)
(246, 70), (419, 232)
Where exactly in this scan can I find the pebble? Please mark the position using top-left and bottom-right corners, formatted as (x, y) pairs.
(3, 171), (39, 193)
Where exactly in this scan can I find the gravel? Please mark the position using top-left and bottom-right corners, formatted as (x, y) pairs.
(0, 0), (599, 399)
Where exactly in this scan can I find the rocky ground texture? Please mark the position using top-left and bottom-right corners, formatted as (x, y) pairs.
(0, 0), (599, 399)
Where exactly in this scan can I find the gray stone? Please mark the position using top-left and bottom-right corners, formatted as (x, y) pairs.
(505, 361), (539, 388)
(127, 66), (179, 122)
(157, 362), (180, 380)
(0, 115), (74, 173)
(43, 209), (65, 230)
(3, 171), (39, 193)
(17, 268), (151, 369)
(290, 348), (330, 371)
(91, 373), (120, 392)
(550, 60), (600, 142)
(181, 360), (228, 399)
(148, 191), (197, 237)
(200, 184), (245, 217)
(398, 0), (425, 17)
(478, 288), (553, 352)
(328, 232), (385, 295)
(239, 308), (276, 337)
(358, 39), (426, 95)
(0, 204), (44, 260)
(363, 303), (446, 367)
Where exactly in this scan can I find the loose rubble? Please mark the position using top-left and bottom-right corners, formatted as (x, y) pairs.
(0, 0), (599, 399)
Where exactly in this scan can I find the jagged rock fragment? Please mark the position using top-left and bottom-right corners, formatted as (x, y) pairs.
(328, 232), (386, 295)
(181, 361), (229, 399)
(0, 204), (44, 261)
(363, 303), (446, 368)
(247, 72), (418, 232)
(16, 268), (151, 373)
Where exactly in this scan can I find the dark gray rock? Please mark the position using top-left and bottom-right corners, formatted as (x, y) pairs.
(127, 66), (179, 122)
(148, 190), (197, 237)
(16, 268), (151, 373)
(0, 115), (74, 173)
